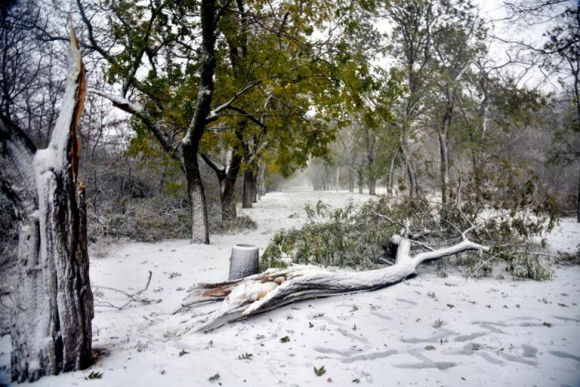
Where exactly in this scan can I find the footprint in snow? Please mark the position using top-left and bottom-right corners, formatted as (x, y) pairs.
(454, 332), (488, 342)
(400, 328), (456, 344)
(396, 298), (417, 306)
(472, 321), (506, 334)
(395, 350), (457, 370)
(552, 315), (580, 323)
(369, 311), (393, 321)
(549, 350), (580, 362)
(458, 343), (505, 366)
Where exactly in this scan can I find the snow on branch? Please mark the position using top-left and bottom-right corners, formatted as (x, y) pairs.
(88, 89), (144, 115)
(206, 81), (261, 122)
(88, 88), (180, 162)
(178, 223), (490, 333)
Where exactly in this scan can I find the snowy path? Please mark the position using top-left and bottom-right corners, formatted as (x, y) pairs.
(1, 189), (579, 387)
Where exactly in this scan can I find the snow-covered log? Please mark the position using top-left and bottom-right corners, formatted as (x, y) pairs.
(180, 230), (489, 332)
(229, 244), (260, 280)
(0, 26), (93, 382)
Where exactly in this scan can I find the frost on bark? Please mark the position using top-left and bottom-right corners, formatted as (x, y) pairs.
(228, 244), (259, 280)
(180, 226), (488, 332)
(184, 154), (210, 244)
(0, 27), (93, 382)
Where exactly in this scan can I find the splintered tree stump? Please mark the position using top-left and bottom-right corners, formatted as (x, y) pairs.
(229, 244), (259, 280)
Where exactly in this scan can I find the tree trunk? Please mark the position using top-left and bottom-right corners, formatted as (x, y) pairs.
(202, 151), (242, 222)
(180, 0), (217, 243)
(221, 153), (242, 221)
(183, 153), (210, 244)
(368, 178), (376, 195)
(387, 152), (397, 196)
(577, 163), (580, 223)
(438, 132), (450, 204)
(252, 173), (258, 203)
(242, 168), (254, 208)
(472, 79), (489, 204)
(348, 171), (354, 192)
(258, 166), (266, 197)
(400, 145), (418, 198)
(0, 30), (93, 382)
(357, 170), (363, 194)
(366, 127), (376, 195)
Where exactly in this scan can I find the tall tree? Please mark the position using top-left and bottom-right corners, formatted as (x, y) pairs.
(82, 0), (229, 243)
(385, 0), (438, 198)
(426, 1), (484, 204)
(80, 0), (373, 234)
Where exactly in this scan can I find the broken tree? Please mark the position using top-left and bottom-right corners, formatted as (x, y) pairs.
(0, 27), (93, 382)
(179, 224), (489, 332)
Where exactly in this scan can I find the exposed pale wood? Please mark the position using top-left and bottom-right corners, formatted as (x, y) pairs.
(181, 230), (489, 332)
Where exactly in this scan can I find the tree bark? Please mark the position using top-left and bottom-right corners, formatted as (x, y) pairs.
(368, 178), (377, 196)
(471, 73), (489, 203)
(258, 166), (266, 198)
(438, 131), (450, 204)
(252, 172), (258, 203)
(201, 150), (242, 221)
(348, 171), (354, 192)
(0, 29), (93, 382)
(242, 168), (254, 208)
(387, 151), (397, 196)
(577, 163), (580, 223)
(366, 127), (376, 195)
(357, 170), (363, 194)
(183, 153), (210, 244)
(400, 144), (418, 198)
(221, 153), (242, 220)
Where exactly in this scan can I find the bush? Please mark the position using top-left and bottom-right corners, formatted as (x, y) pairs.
(558, 246), (580, 265)
(211, 215), (257, 235)
(262, 194), (557, 281)
(261, 200), (396, 271)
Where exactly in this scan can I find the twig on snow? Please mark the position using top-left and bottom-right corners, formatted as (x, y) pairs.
(94, 270), (154, 310)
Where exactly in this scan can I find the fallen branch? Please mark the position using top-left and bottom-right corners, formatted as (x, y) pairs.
(180, 230), (490, 332)
(94, 271), (154, 310)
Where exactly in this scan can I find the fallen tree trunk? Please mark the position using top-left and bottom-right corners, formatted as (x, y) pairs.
(180, 227), (489, 332)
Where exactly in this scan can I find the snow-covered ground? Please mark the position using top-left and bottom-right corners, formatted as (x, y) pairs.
(1, 188), (579, 387)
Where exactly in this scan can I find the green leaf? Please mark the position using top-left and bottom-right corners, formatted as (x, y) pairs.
(85, 371), (103, 380)
(314, 365), (326, 377)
